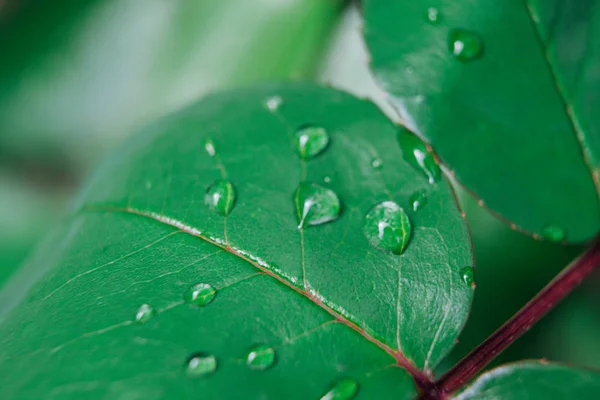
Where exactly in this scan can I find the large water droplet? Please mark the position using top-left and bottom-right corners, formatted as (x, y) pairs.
(460, 267), (475, 287)
(448, 29), (483, 62)
(184, 283), (217, 306)
(294, 125), (330, 159)
(321, 378), (359, 400)
(363, 201), (411, 254)
(542, 225), (566, 242)
(398, 128), (441, 184)
(205, 180), (236, 216)
(135, 304), (155, 324)
(246, 345), (276, 370)
(410, 189), (428, 212)
(186, 353), (217, 378)
(426, 7), (441, 24)
(294, 182), (341, 229)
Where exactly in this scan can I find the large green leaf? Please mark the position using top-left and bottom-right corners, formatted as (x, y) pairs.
(0, 84), (473, 398)
(455, 361), (600, 399)
(362, 0), (600, 243)
(0, 0), (343, 170)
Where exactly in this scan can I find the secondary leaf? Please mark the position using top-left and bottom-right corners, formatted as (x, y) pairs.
(455, 361), (600, 399)
(0, 83), (473, 398)
(362, 0), (600, 243)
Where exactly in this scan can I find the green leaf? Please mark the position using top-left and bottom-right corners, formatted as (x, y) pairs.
(0, 0), (344, 170)
(362, 0), (600, 242)
(0, 83), (473, 398)
(455, 361), (600, 399)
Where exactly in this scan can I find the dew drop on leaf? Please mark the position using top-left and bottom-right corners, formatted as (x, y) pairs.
(363, 201), (411, 254)
(186, 353), (217, 378)
(320, 377), (359, 400)
(204, 138), (216, 157)
(246, 345), (276, 370)
(135, 304), (155, 324)
(183, 283), (217, 306)
(409, 189), (428, 212)
(448, 29), (484, 62)
(460, 266), (475, 287)
(397, 128), (441, 184)
(294, 182), (341, 229)
(205, 180), (236, 216)
(426, 7), (441, 24)
(371, 158), (383, 169)
(294, 125), (330, 159)
(265, 95), (283, 112)
(542, 225), (566, 242)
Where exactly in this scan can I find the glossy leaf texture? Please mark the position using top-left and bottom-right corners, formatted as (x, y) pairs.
(0, 0), (343, 170)
(455, 361), (600, 399)
(0, 83), (473, 398)
(362, 0), (600, 243)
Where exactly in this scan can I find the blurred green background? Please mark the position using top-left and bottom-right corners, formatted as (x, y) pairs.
(0, 0), (598, 378)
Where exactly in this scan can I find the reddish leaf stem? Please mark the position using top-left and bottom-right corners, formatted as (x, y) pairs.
(431, 238), (600, 397)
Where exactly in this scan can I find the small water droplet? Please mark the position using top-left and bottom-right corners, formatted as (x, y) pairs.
(204, 139), (216, 157)
(410, 190), (428, 211)
(363, 201), (411, 254)
(426, 7), (441, 24)
(205, 180), (236, 216)
(371, 158), (383, 169)
(321, 378), (359, 400)
(448, 29), (484, 62)
(397, 128), (441, 184)
(294, 182), (341, 229)
(184, 283), (217, 306)
(542, 225), (566, 242)
(294, 125), (330, 159)
(246, 345), (276, 370)
(405, 66), (414, 75)
(265, 96), (283, 112)
(135, 304), (155, 324)
(324, 176), (331, 183)
(460, 267), (475, 287)
(186, 353), (217, 378)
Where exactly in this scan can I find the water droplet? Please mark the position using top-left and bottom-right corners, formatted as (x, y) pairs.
(363, 201), (411, 254)
(460, 267), (475, 287)
(397, 128), (441, 184)
(294, 182), (341, 229)
(426, 7), (441, 24)
(265, 96), (283, 112)
(294, 125), (330, 159)
(542, 225), (566, 242)
(405, 66), (414, 75)
(371, 158), (383, 169)
(246, 345), (276, 370)
(205, 180), (236, 216)
(204, 139), (216, 157)
(320, 378), (359, 400)
(184, 283), (217, 306)
(186, 353), (217, 378)
(324, 176), (331, 183)
(410, 190), (428, 211)
(448, 29), (484, 62)
(135, 304), (155, 324)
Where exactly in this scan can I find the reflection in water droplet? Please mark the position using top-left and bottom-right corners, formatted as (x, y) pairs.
(266, 96), (283, 112)
(542, 225), (566, 242)
(186, 353), (217, 378)
(410, 190), (428, 211)
(371, 158), (383, 169)
(184, 283), (217, 306)
(246, 345), (276, 370)
(321, 378), (359, 400)
(426, 7), (441, 24)
(363, 201), (411, 254)
(135, 304), (155, 324)
(294, 125), (330, 159)
(204, 139), (216, 157)
(448, 29), (484, 61)
(294, 182), (341, 229)
(205, 180), (236, 216)
(397, 128), (441, 184)
(460, 267), (475, 287)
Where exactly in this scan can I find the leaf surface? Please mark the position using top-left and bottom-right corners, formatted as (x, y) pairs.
(362, 0), (600, 242)
(0, 83), (473, 398)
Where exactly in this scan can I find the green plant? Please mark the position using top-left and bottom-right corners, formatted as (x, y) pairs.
(1, 0), (599, 399)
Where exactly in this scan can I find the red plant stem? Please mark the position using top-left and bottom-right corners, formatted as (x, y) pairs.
(433, 238), (600, 397)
